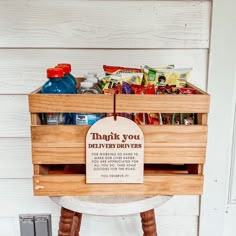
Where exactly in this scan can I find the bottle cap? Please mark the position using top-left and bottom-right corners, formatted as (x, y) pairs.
(47, 68), (64, 78)
(86, 72), (97, 77)
(80, 81), (93, 88)
(57, 63), (72, 72)
(55, 65), (70, 75)
(86, 77), (98, 84)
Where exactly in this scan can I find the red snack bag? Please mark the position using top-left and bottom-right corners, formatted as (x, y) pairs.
(103, 65), (141, 75)
(157, 86), (173, 94)
(113, 85), (123, 94)
(179, 88), (196, 94)
(144, 84), (155, 94)
(131, 84), (144, 94)
(148, 113), (161, 125)
(134, 113), (148, 125)
(103, 88), (116, 95)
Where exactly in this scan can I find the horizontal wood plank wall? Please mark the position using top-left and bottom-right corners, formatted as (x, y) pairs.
(0, 49), (208, 94)
(0, 0), (211, 235)
(0, 1), (211, 48)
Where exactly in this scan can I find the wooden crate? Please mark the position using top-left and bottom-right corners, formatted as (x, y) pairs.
(29, 82), (210, 196)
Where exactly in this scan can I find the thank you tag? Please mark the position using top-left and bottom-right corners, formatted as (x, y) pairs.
(86, 116), (144, 183)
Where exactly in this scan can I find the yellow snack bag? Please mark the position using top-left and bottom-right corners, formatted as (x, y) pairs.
(143, 65), (192, 87)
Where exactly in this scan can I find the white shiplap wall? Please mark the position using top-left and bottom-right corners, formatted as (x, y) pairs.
(0, 1), (211, 235)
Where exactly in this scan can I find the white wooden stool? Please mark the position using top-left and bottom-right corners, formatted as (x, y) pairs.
(51, 195), (172, 236)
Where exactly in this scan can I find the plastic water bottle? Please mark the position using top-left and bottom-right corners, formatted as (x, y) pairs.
(41, 68), (71, 125)
(78, 81), (100, 94)
(56, 64), (76, 93)
(73, 81), (104, 125)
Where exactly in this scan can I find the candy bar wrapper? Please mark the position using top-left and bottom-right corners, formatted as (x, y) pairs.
(103, 65), (141, 75)
(122, 82), (132, 94)
(183, 113), (198, 125)
(161, 113), (172, 125)
(171, 113), (182, 125)
(131, 84), (156, 94)
(148, 113), (161, 125)
(134, 113), (148, 125)
(178, 88), (196, 94)
(101, 73), (143, 90)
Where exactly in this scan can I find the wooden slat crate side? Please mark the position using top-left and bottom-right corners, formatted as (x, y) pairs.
(32, 147), (206, 164)
(140, 125), (208, 146)
(145, 147), (206, 164)
(29, 93), (114, 113)
(33, 174), (203, 196)
(33, 147), (85, 164)
(29, 93), (210, 113)
(31, 125), (208, 148)
(31, 125), (89, 147)
(116, 94), (210, 113)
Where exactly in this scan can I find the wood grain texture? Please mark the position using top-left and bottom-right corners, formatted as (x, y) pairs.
(140, 209), (157, 236)
(0, 49), (208, 94)
(33, 174), (203, 196)
(116, 94), (210, 113)
(29, 94), (114, 113)
(32, 147), (206, 164)
(31, 125), (208, 148)
(0, 1), (211, 48)
(29, 93), (210, 113)
(58, 208), (77, 236)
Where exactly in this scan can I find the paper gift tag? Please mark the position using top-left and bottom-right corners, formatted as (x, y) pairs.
(86, 116), (144, 183)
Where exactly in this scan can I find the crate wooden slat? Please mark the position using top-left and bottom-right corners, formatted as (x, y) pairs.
(29, 83), (210, 196)
(31, 125), (207, 148)
(29, 83), (210, 113)
(116, 94), (210, 113)
(33, 147), (206, 165)
(29, 94), (114, 113)
(33, 174), (203, 196)
(29, 94), (210, 113)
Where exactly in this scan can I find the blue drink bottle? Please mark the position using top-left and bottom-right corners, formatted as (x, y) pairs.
(41, 68), (71, 125)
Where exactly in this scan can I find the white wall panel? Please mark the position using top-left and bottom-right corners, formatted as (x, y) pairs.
(0, 95), (30, 137)
(0, 49), (208, 94)
(0, 138), (32, 178)
(0, 215), (198, 236)
(0, 218), (15, 236)
(228, 103), (236, 204)
(0, 0), (211, 48)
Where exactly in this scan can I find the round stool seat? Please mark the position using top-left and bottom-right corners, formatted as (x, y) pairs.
(51, 195), (172, 216)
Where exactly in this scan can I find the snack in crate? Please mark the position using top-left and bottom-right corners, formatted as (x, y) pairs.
(161, 113), (172, 125)
(143, 65), (174, 85)
(143, 65), (192, 87)
(103, 65), (142, 75)
(100, 73), (143, 90)
(178, 88), (196, 94)
(134, 113), (148, 125)
(147, 113), (162, 125)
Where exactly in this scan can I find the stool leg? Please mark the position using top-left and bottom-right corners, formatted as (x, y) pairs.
(72, 213), (82, 236)
(58, 207), (82, 236)
(140, 209), (157, 236)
